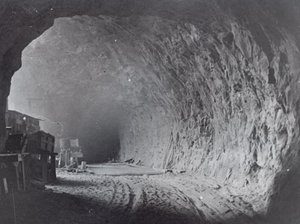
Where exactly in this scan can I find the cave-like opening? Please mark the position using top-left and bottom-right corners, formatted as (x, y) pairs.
(1, 1), (300, 223)
(8, 15), (158, 163)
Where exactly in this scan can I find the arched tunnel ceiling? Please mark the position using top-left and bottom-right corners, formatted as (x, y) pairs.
(1, 0), (300, 218)
(10, 15), (179, 162)
(11, 16), (166, 112)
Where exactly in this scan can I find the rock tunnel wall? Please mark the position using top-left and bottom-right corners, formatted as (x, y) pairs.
(2, 0), (300, 212)
(116, 16), (300, 211)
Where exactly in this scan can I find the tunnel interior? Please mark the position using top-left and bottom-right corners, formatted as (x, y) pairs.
(1, 0), (300, 223)
(9, 15), (188, 164)
(8, 9), (300, 207)
(9, 16), (150, 163)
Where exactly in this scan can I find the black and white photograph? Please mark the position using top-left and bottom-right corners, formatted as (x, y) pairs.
(0, 0), (299, 223)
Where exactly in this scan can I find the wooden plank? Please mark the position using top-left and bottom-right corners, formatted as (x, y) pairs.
(3, 178), (8, 194)
(49, 155), (56, 181)
(0, 154), (19, 157)
(41, 155), (48, 183)
(13, 162), (21, 191)
(0, 153), (29, 157)
(22, 159), (26, 191)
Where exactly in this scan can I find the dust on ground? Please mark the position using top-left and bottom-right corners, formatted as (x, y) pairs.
(0, 163), (269, 224)
(44, 164), (267, 224)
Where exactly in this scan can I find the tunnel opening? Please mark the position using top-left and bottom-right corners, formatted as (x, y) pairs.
(1, 1), (300, 223)
(8, 16), (134, 163)
(8, 10), (300, 206)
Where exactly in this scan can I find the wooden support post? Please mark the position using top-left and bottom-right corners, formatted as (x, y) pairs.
(13, 162), (21, 191)
(41, 154), (48, 184)
(64, 150), (69, 167)
(50, 155), (56, 181)
(3, 178), (8, 194)
(22, 158), (26, 191)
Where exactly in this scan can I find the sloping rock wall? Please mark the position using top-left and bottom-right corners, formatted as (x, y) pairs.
(2, 0), (300, 213)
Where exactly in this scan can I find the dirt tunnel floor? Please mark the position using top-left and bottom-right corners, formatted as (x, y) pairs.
(0, 166), (268, 224)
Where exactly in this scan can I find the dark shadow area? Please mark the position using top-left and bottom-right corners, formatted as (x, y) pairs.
(266, 165), (300, 224)
(77, 107), (121, 163)
(0, 189), (206, 224)
(0, 190), (109, 224)
(211, 215), (269, 224)
(80, 127), (120, 164)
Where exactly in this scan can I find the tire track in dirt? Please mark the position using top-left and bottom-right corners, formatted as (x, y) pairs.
(112, 176), (207, 224)
(107, 179), (117, 207)
(47, 171), (264, 224)
(124, 183), (135, 213)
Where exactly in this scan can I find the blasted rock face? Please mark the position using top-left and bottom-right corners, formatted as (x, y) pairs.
(2, 0), (300, 213)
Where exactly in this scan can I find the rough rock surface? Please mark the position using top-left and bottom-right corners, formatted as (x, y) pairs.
(2, 0), (300, 218)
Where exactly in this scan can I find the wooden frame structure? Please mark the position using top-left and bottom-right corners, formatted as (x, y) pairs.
(0, 153), (30, 192)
